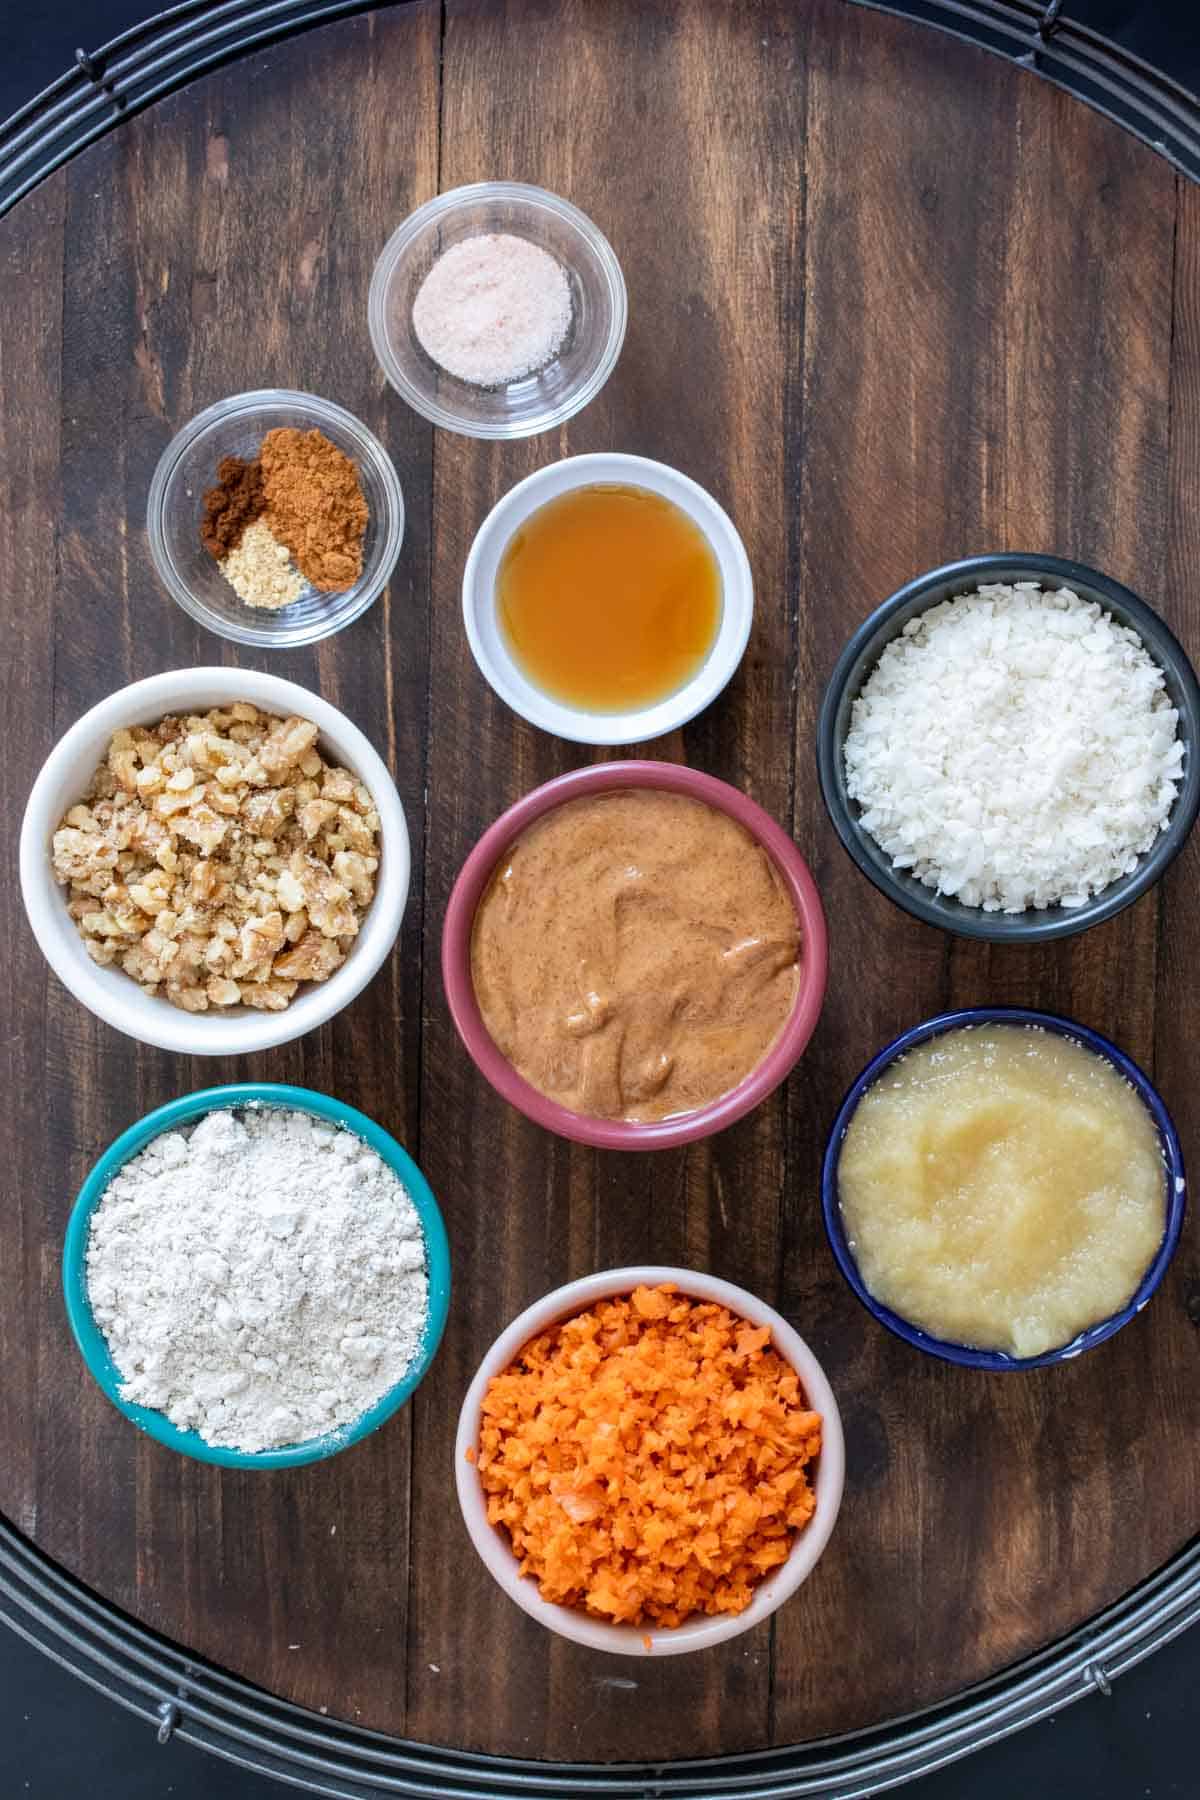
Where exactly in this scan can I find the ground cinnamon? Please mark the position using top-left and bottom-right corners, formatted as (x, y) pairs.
(200, 455), (265, 558)
(259, 427), (368, 592)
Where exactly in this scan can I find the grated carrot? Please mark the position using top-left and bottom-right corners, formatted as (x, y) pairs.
(476, 1284), (822, 1629)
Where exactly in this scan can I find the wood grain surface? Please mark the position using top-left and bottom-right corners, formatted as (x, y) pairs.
(1, 0), (1198, 1765)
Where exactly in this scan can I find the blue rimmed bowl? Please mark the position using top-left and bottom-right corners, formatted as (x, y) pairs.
(821, 1008), (1186, 1371)
(63, 1083), (451, 1468)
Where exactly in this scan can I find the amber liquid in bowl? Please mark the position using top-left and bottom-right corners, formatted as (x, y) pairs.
(496, 484), (722, 712)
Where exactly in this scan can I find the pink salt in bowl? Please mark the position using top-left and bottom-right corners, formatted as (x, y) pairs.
(441, 762), (829, 1149)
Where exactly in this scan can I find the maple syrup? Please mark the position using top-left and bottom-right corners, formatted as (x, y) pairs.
(497, 484), (722, 713)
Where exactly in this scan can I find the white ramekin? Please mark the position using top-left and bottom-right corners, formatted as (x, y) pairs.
(462, 453), (754, 746)
(455, 1266), (844, 1656)
(19, 669), (410, 1055)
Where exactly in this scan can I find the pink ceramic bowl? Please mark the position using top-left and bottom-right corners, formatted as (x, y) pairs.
(441, 761), (829, 1149)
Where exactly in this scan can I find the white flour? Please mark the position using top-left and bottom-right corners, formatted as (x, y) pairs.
(86, 1107), (429, 1453)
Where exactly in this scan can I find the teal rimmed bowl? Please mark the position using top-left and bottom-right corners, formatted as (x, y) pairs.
(63, 1083), (451, 1469)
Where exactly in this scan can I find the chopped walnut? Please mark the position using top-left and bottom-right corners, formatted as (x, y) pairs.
(238, 909), (285, 969)
(298, 796), (339, 839)
(50, 704), (380, 1013)
(276, 867), (305, 913)
(51, 828), (117, 884)
(332, 850), (376, 906)
(320, 766), (356, 803)
(240, 979), (300, 1012)
(274, 929), (345, 984)
(260, 715), (319, 778)
(291, 852), (359, 939)
(283, 908), (309, 944)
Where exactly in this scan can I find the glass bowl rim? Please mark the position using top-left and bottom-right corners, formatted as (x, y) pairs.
(367, 180), (628, 440)
(145, 387), (405, 649)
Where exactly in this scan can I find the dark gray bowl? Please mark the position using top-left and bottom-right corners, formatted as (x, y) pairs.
(816, 554), (1200, 943)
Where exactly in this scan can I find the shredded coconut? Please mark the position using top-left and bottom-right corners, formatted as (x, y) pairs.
(411, 232), (572, 387)
(843, 583), (1184, 912)
(86, 1107), (429, 1452)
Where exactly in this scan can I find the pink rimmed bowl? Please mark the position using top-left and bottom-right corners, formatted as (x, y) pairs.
(440, 761), (829, 1149)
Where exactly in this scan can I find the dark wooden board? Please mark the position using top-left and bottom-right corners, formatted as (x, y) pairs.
(2, 0), (1198, 1765)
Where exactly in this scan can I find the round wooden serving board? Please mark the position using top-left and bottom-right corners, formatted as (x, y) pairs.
(2, 0), (1199, 1766)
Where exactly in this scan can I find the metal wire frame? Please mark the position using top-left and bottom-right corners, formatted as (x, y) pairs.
(2, 0), (1200, 1791)
(2, 0), (1200, 218)
(0, 0), (385, 215)
(4, 1513), (1200, 1797)
(862, 0), (1200, 179)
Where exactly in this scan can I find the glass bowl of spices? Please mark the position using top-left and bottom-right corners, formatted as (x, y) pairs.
(147, 389), (404, 648)
(368, 181), (627, 440)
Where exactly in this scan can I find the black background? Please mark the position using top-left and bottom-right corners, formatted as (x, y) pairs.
(2, 4), (1197, 1796)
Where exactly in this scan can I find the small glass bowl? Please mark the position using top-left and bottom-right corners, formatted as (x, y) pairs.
(147, 389), (405, 648)
(368, 181), (627, 439)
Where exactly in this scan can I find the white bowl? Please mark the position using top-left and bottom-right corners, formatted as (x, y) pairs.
(455, 1265), (844, 1656)
(462, 454), (754, 746)
(19, 669), (410, 1055)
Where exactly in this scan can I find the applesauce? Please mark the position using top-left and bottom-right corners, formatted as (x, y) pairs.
(837, 1024), (1166, 1358)
(470, 790), (800, 1122)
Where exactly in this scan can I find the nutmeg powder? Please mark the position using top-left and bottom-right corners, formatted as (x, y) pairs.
(200, 455), (265, 559)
